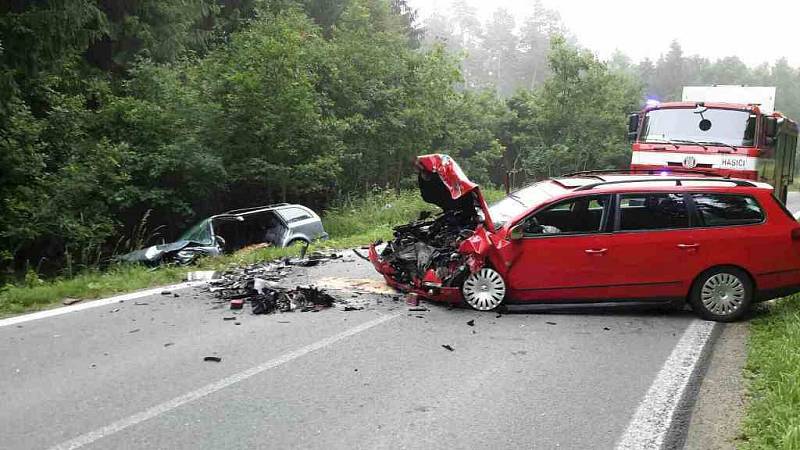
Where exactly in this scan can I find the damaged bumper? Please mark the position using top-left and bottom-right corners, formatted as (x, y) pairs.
(365, 154), (503, 306)
(368, 244), (464, 304)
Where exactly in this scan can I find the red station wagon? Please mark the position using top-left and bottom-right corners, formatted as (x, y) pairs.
(369, 154), (800, 322)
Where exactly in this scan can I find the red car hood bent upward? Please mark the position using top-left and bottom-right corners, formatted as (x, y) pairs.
(415, 154), (494, 231)
(368, 154), (499, 303)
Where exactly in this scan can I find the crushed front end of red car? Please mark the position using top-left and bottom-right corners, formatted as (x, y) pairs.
(368, 154), (498, 304)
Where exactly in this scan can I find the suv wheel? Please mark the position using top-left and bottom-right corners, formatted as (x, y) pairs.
(689, 267), (752, 322)
(463, 268), (506, 311)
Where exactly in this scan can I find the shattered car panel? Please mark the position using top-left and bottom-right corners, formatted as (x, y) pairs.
(368, 154), (502, 302)
(178, 218), (215, 245)
(119, 203), (329, 266)
(368, 154), (563, 306)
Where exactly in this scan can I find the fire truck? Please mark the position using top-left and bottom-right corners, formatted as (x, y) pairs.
(627, 86), (799, 203)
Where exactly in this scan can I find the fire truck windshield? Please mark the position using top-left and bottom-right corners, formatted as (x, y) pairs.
(641, 108), (756, 147)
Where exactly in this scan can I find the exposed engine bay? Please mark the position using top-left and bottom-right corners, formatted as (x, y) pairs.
(379, 209), (479, 287)
(376, 162), (485, 288)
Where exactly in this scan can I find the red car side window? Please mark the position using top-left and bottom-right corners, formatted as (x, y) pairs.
(691, 194), (764, 226)
(618, 193), (689, 231)
(524, 195), (610, 236)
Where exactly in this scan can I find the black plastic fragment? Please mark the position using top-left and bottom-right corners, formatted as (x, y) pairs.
(466, 319), (475, 326)
(204, 356), (222, 362)
(441, 344), (455, 352)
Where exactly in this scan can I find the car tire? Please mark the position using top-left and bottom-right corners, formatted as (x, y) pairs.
(463, 267), (506, 311)
(689, 267), (753, 322)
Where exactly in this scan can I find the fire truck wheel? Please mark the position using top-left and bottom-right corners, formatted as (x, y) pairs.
(463, 268), (506, 311)
(689, 267), (753, 322)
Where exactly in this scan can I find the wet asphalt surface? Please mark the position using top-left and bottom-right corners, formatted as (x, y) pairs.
(1, 256), (701, 450)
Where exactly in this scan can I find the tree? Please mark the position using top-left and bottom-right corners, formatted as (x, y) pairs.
(652, 40), (685, 101)
(480, 9), (518, 96)
(517, 0), (564, 90)
(506, 37), (643, 179)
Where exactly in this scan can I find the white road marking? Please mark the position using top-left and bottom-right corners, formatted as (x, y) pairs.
(616, 320), (717, 449)
(0, 282), (205, 328)
(47, 313), (399, 450)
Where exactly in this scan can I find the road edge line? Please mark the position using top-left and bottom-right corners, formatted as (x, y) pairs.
(615, 320), (718, 450)
(0, 281), (205, 328)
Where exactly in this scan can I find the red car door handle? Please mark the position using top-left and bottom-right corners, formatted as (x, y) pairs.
(677, 243), (700, 249)
(585, 248), (608, 255)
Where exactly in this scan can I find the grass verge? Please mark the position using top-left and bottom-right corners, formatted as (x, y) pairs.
(0, 188), (504, 317)
(740, 296), (800, 449)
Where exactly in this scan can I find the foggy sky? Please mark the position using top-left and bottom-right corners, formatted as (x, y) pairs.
(409, 0), (800, 67)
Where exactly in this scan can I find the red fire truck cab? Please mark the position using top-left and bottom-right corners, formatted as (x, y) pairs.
(628, 86), (798, 203)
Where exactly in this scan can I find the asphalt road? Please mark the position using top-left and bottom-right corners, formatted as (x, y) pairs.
(2, 192), (798, 450)
(4, 194), (800, 450)
(1, 256), (703, 450)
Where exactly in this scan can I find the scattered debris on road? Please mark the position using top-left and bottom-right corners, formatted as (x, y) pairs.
(230, 299), (245, 310)
(202, 250), (382, 316)
(441, 344), (455, 352)
(546, 321), (557, 325)
(467, 319), (475, 326)
(203, 356), (222, 362)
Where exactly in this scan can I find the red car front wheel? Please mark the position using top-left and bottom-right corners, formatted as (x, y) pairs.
(463, 268), (506, 311)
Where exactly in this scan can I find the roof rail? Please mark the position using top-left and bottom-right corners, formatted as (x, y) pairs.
(550, 176), (605, 188)
(224, 203), (290, 215)
(573, 177), (757, 192)
(563, 168), (723, 178)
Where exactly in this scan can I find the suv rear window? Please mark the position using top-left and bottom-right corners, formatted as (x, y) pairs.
(691, 194), (764, 226)
(618, 193), (689, 230)
(279, 207), (312, 223)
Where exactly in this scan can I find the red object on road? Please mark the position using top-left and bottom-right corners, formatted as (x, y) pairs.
(368, 153), (800, 322)
(230, 299), (244, 310)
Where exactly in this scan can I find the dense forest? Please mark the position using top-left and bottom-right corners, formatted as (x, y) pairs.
(2, 0), (800, 276)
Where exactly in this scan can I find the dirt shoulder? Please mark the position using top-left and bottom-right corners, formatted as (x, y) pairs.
(684, 322), (749, 449)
